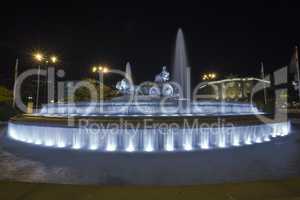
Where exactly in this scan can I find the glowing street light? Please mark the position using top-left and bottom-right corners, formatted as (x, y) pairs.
(50, 56), (58, 63)
(92, 65), (110, 102)
(202, 73), (217, 81)
(34, 53), (58, 64)
(103, 67), (109, 73)
(33, 52), (44, 110)
(92, 65), (109, 73)
(33, 52), (59, 110)
(34, 53), (44, 62)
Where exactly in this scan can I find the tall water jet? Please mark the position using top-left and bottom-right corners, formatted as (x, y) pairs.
(125, 62), (133, 82)
(173, 28), (190, 99)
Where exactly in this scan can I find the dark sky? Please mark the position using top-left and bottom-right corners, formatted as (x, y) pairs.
(0, 1), (299, 88)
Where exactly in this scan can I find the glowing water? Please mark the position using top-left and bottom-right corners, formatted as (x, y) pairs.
(7, 122), (290, 152)
(39, 100), (261, 117)
(173, 28), (189, 99)
(182, 130), (193, 151)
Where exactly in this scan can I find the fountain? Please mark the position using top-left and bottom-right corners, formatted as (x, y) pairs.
(173, 28), (190, 99)
(7, 29), (290, 153)
(125, 62), (133, 82)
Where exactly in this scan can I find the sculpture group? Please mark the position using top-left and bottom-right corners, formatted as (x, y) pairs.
(116, 65), (178, 97)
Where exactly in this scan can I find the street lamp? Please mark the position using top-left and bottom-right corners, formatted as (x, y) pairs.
(33, 52), (59, 110)
(50, 56), (58, 63)
(92, 66), (97, 73)
(34, 53), (44, 62)
(103, 67), (109, 73)
(92, 65), (110, 102)
(92, 65), (109, 74)
(33, 52), (44, 110)
(202, 73), (217, 81)
(34, 53), (58, 64)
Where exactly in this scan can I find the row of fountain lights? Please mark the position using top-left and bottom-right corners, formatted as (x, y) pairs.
(8, 122), (290, 152)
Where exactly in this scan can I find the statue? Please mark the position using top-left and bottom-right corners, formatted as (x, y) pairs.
(162, 83), (174, 96)
(149, 86), (161, 96)
(155, 66), (170, 83)
(116, 79), (134, 95)
(116, 62), (135, 95)
(153, 66), (174, 96)
(116, 65), (175, 97)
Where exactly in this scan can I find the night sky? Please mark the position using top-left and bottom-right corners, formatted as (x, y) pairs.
(0, 1), (299, 88)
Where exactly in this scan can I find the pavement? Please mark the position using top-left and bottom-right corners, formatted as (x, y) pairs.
(1, 178), (300, 200)
(0, 121), (7, 126)
(1, 115), (300, 199)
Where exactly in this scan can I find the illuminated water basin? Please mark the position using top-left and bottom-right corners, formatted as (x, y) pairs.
(7, 100), (290, 153)
(7, 119), (290, 152)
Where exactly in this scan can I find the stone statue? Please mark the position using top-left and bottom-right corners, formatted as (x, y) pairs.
(152, 66), (175, 96)
(116, 79), (133, 95)
(155, 66), (170, 83)
(116, 65), (175, 97)
(149, 86), (161, 96)
(162, 83), (174, 96)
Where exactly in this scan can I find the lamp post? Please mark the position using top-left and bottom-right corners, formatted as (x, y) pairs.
(50, 56), (57, 64)
(92, 65), (109, 103)
(34, 53), (43, 110)
(33, 53), (58, 110)
(12, 58), (19, 108)
(48, 55), (58, 104)
(202, 73), (217, 81)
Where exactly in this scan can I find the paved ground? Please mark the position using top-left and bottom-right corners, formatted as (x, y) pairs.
(1, 178), (300, 200)
(1, 123), (300, 185)
(1, 118), (300, 199)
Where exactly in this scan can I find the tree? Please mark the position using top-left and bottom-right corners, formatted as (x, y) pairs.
(0, 86), (18, 121)
(68, 79), (118, 102)
(0, 86), (12, 103)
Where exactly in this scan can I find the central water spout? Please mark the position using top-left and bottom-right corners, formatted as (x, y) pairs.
(173, 28), (190, 99)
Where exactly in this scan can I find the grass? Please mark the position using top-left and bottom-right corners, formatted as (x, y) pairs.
(1, 178), (300, 200)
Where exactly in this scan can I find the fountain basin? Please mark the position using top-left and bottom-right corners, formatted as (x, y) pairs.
(38, 99), (261, 117)
(7, 114), (290, 152)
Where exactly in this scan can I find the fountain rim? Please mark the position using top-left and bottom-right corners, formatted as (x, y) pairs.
(9, 113), (280, 128)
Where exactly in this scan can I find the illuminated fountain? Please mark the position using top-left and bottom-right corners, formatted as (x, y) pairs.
(7, 29), (290, 152)
(173, 28), (190, 99)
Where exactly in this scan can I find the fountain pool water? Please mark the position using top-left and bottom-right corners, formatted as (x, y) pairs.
(8, 118), (290, 152)
(37, 98), (260, 117)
